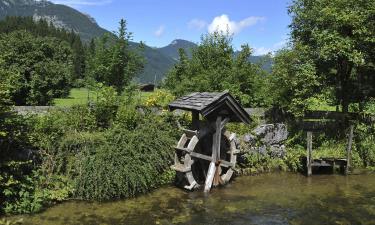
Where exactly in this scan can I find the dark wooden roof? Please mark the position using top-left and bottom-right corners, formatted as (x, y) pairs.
(168, 91), (251, 124)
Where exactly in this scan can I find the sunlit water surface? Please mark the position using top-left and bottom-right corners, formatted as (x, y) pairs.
(8, 172), (375, 225)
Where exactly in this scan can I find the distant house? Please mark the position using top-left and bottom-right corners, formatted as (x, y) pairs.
(139, 84), (155, 92)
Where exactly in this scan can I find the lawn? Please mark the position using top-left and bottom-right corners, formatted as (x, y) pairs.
(54, 88), (154, 107)
(54, 88), (96, 106)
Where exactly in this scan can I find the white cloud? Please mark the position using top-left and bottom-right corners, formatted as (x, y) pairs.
(208, 14), (264, 35)
(188, 19), (207, 30)
(154, 25), (165, 37)
(50, 0), (112, 6)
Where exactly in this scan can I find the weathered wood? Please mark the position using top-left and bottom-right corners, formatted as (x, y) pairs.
(214, 116), (222, 162)
(345, 125), (354, 175)
(169, 91), (251, 124)
(204, 116), (222, 193)
(190, 152), (213, 162)
(304, 110), (357, 120)
(301, 121), (339, 131)
(182, 129), (198, 138)
(170, 164), (191, 173)
(307, 131), (313, 176)
(170, 91), (246, 192)
(204, 162), (216, 193)
(192, 111), (200, 130)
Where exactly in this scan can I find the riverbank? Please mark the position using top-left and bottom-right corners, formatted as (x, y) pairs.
(4, 172), (375, 225)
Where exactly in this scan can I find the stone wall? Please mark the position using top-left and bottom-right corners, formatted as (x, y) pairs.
(241, 123), (288, 158)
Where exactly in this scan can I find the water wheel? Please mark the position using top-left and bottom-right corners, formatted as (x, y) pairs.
(171, 116), (240, 191)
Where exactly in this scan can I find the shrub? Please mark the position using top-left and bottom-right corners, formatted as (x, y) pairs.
(74, 112), (176, 200)
(143, 89), (175, 108)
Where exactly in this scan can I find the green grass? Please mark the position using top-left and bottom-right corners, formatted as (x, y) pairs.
(54, 88), (96, 106)
(54, 88), (155, 107)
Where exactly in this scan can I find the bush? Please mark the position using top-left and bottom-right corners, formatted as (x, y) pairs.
(355, 122), (375, 168)
(143, 89), (175, 108)
(74, 112), (176, 200)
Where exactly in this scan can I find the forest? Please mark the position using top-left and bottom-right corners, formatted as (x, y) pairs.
(0, 0), (374, 218)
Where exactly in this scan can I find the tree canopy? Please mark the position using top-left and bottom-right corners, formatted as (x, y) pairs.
(163, 32), (270, 107)
(86, 19), (144, 92)
(280, 0), (375, 113)
(0, 31), (73, 105)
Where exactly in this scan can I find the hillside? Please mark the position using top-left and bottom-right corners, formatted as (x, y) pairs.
(159, 39), (197, 59)
(0, 0), (108, 41)
(0, 0), (272, 84)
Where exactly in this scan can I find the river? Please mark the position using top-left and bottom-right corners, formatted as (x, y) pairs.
(9, 172), (375, 225)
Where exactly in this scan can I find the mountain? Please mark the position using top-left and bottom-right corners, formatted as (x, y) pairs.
(158, 39), (197, 60)
(0, 0), (272, 84)
(0, 0), (108, 41)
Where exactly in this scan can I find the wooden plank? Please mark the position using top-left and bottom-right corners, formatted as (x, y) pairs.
(301, 121), (339, 131)
(220, 160), (234, 168)
(170, 164), (191, 173)
(190, 152), (213, 162)
(174, 147), (192, 153)
(214, 116), (222, 162)
(304, 110), (357, 120)
(307, 131), (313, 176)
(204, 162), (216, 193)
(182, 129), (198, 138)
(345, 125), (354, 175)
(204, 116), (222, 193)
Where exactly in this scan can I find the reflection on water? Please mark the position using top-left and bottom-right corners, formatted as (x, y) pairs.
(8, 173), (375, 225)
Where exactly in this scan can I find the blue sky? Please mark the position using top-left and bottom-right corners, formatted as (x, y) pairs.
(52, 0), (292, 55)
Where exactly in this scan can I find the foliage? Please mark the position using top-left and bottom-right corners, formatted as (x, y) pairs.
(0, 16), (86, 80)
(86, 19), (144, 92)
(0, 161), (73, 215)
(143, 89), (175, 108)
(355, 121), (375, 167)
(287, 0), (375, 112)
(269, 47), (321, 115)
(74, 111), (176, 200)
(163, 32), (271, 107)
(0, 31), (73, 105)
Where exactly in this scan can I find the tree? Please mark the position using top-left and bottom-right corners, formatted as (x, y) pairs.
(86, 19), (144, 92)
(0, 16), (86, 82)
(163, 32), (270, 107)
(270, 46), (320, 115)
(288, 0), (375, 112)
(0, 31), (73, 105)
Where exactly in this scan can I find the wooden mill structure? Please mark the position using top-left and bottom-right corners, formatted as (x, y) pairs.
(168, 91), (250, 192)
(302, 111), (355, 176)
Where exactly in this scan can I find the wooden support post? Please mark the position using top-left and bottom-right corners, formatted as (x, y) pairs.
(192, 111), (199, 130)
(345, 125), (354, 175)
(204, 162), (216, 192)
(307, 131), (313, 176)
(204, 116), (222, 193)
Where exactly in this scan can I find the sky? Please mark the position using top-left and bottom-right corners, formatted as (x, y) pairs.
(51, 0), (292, 55)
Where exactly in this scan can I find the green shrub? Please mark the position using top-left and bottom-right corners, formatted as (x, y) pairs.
(355, 122), (375, 167)
(74, 112), (177, 200)
(0, 161), (72, 215)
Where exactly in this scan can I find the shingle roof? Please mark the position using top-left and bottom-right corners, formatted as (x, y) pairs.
(168, 91), (251, 124)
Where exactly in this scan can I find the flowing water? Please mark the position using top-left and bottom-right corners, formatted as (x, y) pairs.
(8, 172), (375, 225)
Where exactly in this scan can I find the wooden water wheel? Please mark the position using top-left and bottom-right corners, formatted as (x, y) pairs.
(169, 92), (250, 192)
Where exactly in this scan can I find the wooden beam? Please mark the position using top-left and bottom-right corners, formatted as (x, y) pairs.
(307, 131), (313, 176)
(192, 111), (200, 130)
(304, 110), (357, 120)
(204, 116), (222, 193)
(345, 125), (354, 175)
(190, 152), (213, 162)
(220, 117), (230, 130)
(204, 162), (216, 193)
